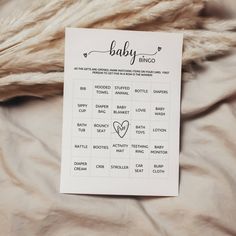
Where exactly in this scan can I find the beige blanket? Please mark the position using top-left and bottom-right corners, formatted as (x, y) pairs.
(1, 0), (236, 235)
(1, 49), (236, 236)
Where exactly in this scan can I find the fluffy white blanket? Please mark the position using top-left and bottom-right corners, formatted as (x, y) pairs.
(0, 0), (236, 101)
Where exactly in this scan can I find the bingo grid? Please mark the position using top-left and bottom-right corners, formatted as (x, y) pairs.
(71, 78), (170, 178)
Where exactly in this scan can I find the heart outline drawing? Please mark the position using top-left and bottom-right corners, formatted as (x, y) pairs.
(113, 120), (129, 138)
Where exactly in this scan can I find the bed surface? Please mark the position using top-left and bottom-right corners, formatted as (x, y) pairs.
(0, 0), (236, 235)
(1, 51), (236, 235)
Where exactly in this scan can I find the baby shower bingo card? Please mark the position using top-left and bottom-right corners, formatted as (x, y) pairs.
(60, 28), (183, 196)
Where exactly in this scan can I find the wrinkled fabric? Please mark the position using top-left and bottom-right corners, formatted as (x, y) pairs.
(0, 50), (236, 235)
(1, 0), (236, 233)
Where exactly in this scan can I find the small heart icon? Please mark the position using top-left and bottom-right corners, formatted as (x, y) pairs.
(113, 120), (129, 138)
(83, 53), (87, 58)
(158, 47), (162, 51)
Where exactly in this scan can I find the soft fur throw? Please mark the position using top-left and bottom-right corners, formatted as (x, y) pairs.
(0, 0), (236, 101)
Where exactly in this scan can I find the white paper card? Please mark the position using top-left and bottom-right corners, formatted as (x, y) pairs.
(60, 28), (183, 196)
